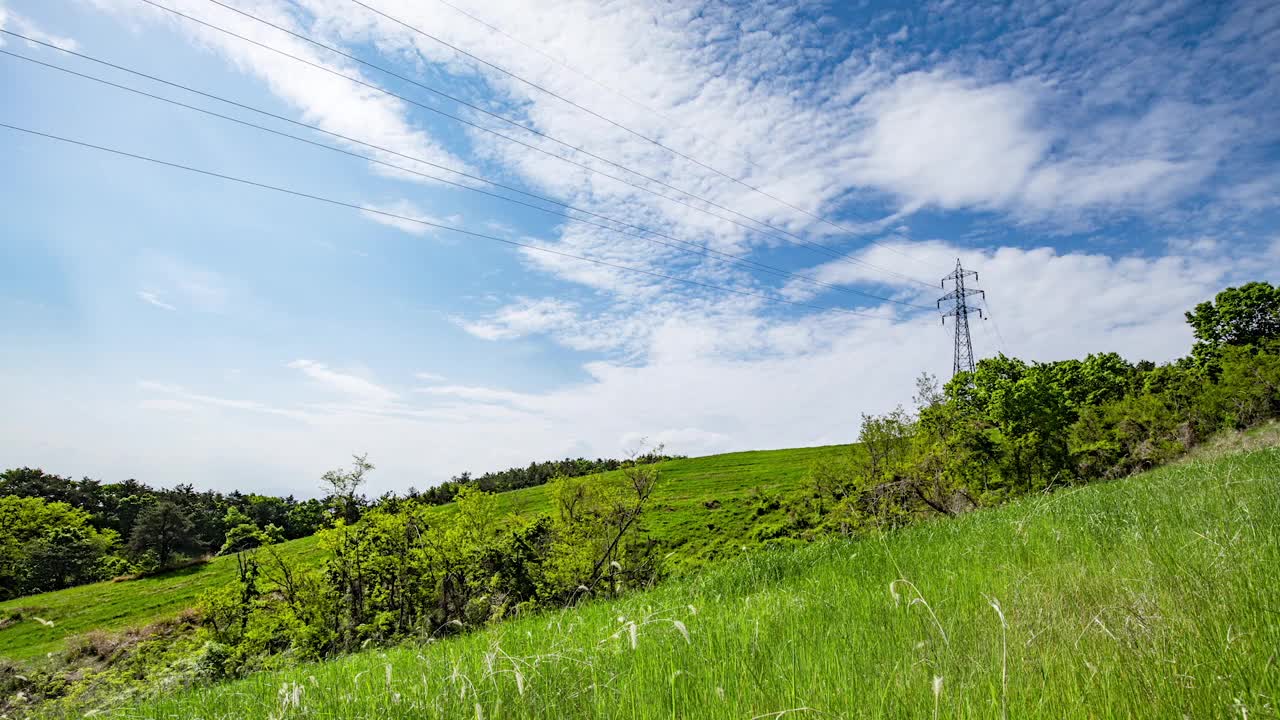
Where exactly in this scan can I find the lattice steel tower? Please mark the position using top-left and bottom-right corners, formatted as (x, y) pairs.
(938, 259), (985, 376)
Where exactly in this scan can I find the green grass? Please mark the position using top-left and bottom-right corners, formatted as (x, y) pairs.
(0, 535), (326, 662)
(0, 444), (852, 660)
(98, 442), (1280, 719)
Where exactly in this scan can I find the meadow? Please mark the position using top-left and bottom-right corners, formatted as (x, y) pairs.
(97, 439), (1280, 719)
(0, 444), (851, 661)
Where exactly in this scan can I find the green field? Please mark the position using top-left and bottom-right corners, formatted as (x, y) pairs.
(0, 444), (851, 660)
(94, 441), (1280, 719)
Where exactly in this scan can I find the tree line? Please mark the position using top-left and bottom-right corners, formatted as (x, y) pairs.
(778, 281), (1280, 540)
(0, 472), (331, 600)
(0, 450), (679, 601)
(405, 450), (683, 505)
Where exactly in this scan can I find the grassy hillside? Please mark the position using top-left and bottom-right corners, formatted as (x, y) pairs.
(100, 441), (1280, 719)
(0, 444), (851, 661)
(0, 535), (326, 662)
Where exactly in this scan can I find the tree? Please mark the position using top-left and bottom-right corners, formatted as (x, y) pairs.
(0, 496), (120, 599)
(285, 498), (327, 538)
(128, 500), (196, 568)
(544, 446), (661, 599)
(23, 525), (116, 594)
(858, 406), (913, 485)
(239, 494), (290, 530)
(0, 468), (76, 504)
(1186, 281), (1280, 366)
(220, 506), (266, 554)
(1049, 353), (1135, 410)
(321, 454), (373, 524)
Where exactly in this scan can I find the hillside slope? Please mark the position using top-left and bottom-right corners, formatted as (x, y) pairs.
(97, 440), (1280, 712)
(0, 444), (851, 660)
(100, 442), (1280, 719)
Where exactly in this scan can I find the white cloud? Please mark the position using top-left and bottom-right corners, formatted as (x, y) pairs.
(849, 72), (1049, 212)
(620, 427), (733, 455)
(456, 297), (580, 341)
(848, 73), (1230, 219)
(359, 200), (462, 236)
(137, 380), (317, 423)
(45, 239), (1257, 498)
(1165, 236), (1222, 256)
(287, 359), (398, 406)
(0, 4), (80, 51)
(416, 384), (534, 407)
(1219, 174), (1280, 212)
(415, 371), (447, 383)
(136, 290), (176, 311)
(86, 0), (472, 185)
(79, 0), (1273, 308)
(135, 255), (232, 314)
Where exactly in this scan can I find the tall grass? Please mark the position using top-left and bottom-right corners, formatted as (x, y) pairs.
(99, 445), (1280, 719)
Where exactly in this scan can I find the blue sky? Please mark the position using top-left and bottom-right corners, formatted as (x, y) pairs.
(1, 0), (1278, 497)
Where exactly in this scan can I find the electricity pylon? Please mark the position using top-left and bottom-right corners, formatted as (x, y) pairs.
(938, 259), (985, 376)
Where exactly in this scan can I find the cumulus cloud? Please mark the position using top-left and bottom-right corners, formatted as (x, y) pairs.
(848, 73), (1235, 219)
(849, 72), (1050, 212)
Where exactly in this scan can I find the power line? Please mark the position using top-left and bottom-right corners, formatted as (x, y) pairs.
(979, 293), (1009, 354)
(198, 0), (933, 285)
(346, 0), (939, 270)
(0, 121), (900, 320)
(423, 0), (757, 171)
(143, 0), (935, 289)
(0, 37), (931, 311)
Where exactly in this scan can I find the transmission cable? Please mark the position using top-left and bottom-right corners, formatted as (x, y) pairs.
(978, 293), (1009, 353)
(0, 121), (904, 320)
(196, 0), (934, 286)
(347, 0), (939, 270)
(0, 38), (930, 310)
(145, 0), (934, 289)
(423, 0), (758, 172)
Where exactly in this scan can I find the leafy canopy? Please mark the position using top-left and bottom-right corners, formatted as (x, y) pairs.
(1186, 281), (1280, 364)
